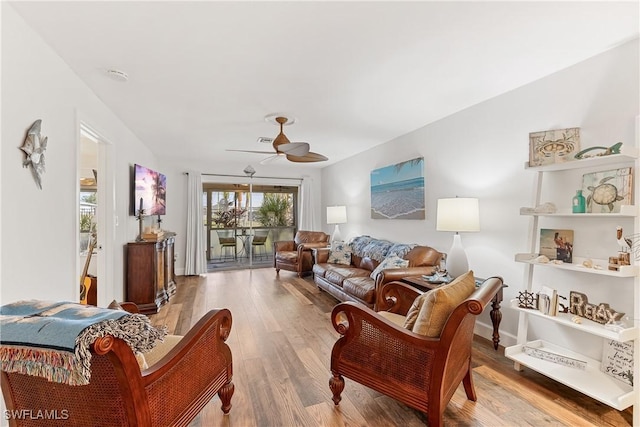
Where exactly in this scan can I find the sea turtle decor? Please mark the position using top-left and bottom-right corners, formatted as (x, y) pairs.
(586, 176), (624, 212)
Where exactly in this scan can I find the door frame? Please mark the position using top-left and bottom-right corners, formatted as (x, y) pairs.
(77, 118), (115, 306)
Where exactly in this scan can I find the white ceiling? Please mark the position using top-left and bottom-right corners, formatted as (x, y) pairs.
(8, 1), (639, 169)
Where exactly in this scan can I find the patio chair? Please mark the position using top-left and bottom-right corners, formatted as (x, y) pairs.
(251, 230), (270, 260)
(216, 229), (236, 261)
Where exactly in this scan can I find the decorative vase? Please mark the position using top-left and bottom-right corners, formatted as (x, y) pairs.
(572, 190), (586, 213)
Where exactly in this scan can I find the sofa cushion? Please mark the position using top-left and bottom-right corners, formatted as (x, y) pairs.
(412, 270), (475, 337)
(143, 334), (183, 367)
(328, 241), (352, 265)
(324, 267), (370, 286)
(378, 311), (406, 327)
(369, 255), (409, 279)
(312, 263), (328, 277)
(359, 256), (377, 272)
(342, 277), (376, 304)
(275, 250), (298, 262)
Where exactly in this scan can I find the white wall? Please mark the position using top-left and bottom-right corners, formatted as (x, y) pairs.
(1, 4), (159, 304)
(321, 39), (639, 348)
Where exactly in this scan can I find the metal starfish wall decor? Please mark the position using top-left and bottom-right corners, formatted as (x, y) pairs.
(20, 119), (48, 189)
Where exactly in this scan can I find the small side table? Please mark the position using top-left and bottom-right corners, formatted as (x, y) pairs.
(401, 276), (506, 351)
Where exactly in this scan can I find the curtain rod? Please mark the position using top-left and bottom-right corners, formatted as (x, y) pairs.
(184, 172), (303, 181)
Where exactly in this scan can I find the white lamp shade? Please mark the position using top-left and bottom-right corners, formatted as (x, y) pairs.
(436, 198), (480, 232)
(327, 206), (347, 224)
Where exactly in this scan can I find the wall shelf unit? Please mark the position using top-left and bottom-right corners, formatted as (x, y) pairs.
(509, 301), (637, 341)
(520, 205), (637, 217)
(514, 253), (637, 277)
(505, 340), (633, 411)
(507, 128), (639, 419)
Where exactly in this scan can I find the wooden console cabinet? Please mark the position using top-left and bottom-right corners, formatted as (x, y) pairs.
(126, 232), (176, 314)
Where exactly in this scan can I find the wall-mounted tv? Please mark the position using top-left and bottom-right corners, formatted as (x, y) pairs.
(133, 164), (166, 215)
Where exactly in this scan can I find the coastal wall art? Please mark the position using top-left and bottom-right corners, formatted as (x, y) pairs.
(370, 157), (425, 220)
(581, 167), (633, 213)
(529, 127), (580, 167)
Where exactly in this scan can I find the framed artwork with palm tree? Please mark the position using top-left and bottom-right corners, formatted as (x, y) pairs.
(370, 157), (425, 220)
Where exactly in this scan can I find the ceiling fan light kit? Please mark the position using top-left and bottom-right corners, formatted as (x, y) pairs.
(229, 114), (328, 163)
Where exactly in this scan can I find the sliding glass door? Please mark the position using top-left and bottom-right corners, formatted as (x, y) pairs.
(202, 183), (298, 269)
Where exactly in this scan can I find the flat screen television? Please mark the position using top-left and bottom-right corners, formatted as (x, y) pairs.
(133, 164), (166, 215)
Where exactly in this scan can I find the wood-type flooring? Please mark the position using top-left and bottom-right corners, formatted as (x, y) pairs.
(149, 268), (633, 426)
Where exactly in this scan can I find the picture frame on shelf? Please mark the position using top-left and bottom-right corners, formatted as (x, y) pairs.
(539, 228), (574, 263)
(581, 167), (633, 214)
(601, 339), (634, 387)
(528, 127), (580, 167)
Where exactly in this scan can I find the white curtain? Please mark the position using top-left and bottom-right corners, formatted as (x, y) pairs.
(184, 171), (207, 275)
(299, 176), (318, 231)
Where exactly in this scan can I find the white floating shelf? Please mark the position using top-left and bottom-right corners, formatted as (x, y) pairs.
(524, 145), (637, 172)
(505, 340), (634, 410)
(508, 300), (637, 341)
(515, 253), (637, 277)
(519, 205), (637, 217)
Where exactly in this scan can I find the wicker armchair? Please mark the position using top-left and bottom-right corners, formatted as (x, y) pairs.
(1, 303), (234, 427)
(329, 277), (504, 427)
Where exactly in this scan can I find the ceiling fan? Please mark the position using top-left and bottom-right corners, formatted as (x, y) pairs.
(227, 116), (328, 164)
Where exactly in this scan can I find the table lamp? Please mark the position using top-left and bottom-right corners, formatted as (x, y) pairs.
(327, 206), (347, 242)
(436, 197), (480, 278)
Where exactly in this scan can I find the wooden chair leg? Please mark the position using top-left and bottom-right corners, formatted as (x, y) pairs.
(218, 380), (235, 414)
(329, 373), (345, 405)
(462, 361), (477, 401)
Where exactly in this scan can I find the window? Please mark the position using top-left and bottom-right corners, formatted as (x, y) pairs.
(203, 183), (298, 263)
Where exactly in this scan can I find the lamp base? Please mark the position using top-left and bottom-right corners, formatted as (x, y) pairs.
(331, 225), (343, 242)
(446, 233), (469, 279)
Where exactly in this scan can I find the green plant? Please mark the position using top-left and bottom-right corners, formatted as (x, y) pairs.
(80, 213), (94, 232)
(256, 194), (291, 227)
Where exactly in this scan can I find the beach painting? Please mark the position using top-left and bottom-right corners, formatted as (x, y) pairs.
(370, 157), (425, 220)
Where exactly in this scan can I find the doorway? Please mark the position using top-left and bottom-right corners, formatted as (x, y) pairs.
(78, 124), (114, 306)
(203, 183), (298, 271)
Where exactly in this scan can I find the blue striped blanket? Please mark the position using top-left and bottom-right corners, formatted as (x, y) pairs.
(0, 300), (166, 385)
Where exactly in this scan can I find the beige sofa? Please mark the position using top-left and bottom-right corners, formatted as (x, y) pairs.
(312, 236), (442, 310)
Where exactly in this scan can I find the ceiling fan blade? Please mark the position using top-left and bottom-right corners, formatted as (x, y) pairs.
(277, 142), (310, 156)
(286, 152), (328, 163)
(226, 149), (275, 155)
(260, 154), (283, 165)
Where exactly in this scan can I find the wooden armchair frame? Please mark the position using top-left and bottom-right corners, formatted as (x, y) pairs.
(1, 305), (234, 427)
(329, 277), (504, 427)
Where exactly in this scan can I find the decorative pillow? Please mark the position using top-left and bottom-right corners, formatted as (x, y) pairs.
(108, 300), (123, 310)
(328, 241), (352, 265)
(412, 270), (476, 337)
(369, 255), (409, 279)
(403, 292), (430, 330)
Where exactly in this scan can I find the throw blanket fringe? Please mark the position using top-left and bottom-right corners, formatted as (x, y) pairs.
(0, 347), (78, 384)
(1, 301), (166, 386)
